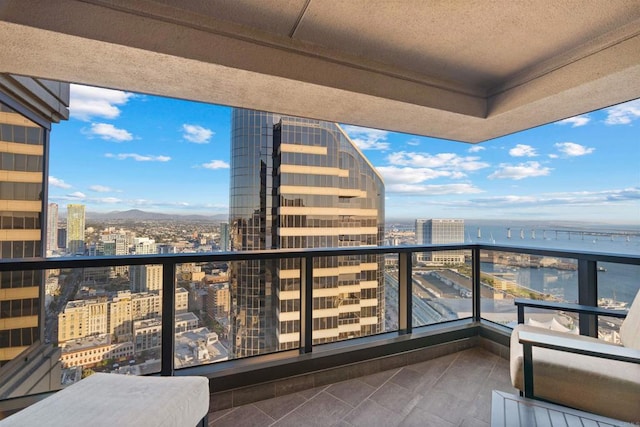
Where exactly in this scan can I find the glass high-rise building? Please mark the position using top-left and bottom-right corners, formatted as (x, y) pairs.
(46, 203), (58, 254)
(0, 102), (45, 366)
(229, 109), (385, 358)
(66, 204), (85, 255)
(0, 76), (68, 389)
(219, 222), (230, 252)
(415, 219), (465, 264)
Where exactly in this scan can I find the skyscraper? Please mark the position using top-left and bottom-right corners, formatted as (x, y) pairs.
(219, 222), (230, 252)
(46, 203), (58, 254)
(415, 219), (465, 264)
(229, 109), (385, 358)
(0, 102), (45, 365)
(66, 204), (85, 255)
(0, 76), (69, 385)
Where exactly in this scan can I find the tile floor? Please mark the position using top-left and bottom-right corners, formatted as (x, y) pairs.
(208, 347), (516, 426)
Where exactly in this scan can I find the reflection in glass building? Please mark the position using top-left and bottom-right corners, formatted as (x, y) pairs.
(229, 109), (385, 357)
(0, 76), (69, 398)
(0, 102), (45, 367)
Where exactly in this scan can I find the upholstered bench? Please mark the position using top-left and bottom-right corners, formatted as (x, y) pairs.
(0, 373), (210, 427)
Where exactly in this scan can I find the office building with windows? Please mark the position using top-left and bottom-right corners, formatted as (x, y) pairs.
(0, 101), (46, 366)
(130, 264), (163, 293)
(415, 219), (465, 264)
(229, 109), (385, 357)
(65, 204), (85, 255)
(0, 76), (68, 398)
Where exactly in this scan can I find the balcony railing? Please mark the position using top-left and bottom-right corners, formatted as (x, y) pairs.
(0, 244), (638, 401)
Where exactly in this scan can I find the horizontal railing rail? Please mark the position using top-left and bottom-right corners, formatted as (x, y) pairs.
(0, 244), (638, 377)
(1, 244), (637, 271)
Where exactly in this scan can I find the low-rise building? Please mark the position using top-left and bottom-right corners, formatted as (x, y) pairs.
(60, 334), (135, 368)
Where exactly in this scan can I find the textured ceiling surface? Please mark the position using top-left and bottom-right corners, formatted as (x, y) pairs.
(1, 0), (639, 142)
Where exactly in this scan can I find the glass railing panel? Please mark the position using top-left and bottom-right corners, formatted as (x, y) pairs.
(55, 265), (164, 380)
(412, 250), (472, 327)
(0, 263), (170, 399)
(383, 254), (399, 332)
(226, 259), (281, 358)
(479, 250), (578, 330)
(596, 262), (639, 343)
(174, 261), (230, 368)
(312, 253), (387, 345)
(0, 268), (49, 398)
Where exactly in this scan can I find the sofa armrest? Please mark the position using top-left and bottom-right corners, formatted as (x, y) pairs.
(514, 298), (627, 324)
(517, 330), (640, 399)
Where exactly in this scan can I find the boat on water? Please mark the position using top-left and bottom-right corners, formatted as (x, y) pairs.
(597, 266), (607, 272)
(598, 298), (627, 310)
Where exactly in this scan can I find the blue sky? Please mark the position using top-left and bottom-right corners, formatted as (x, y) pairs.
(48, 84), (640, 224)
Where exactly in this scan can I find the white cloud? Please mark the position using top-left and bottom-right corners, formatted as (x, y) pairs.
(105, 153), (171, 162)
(201, 160), (230, 169)
(49, 176), (71, 189)
(556, 114), (590, 127)
(488, 161), (551, 180)
(377, 166), (454, 184)
(509, 144), (537, 157)
(387, 151), (490, 171)
(89, 185), (116, 193)
(407, 138), (420, 146)
(70, 84), (134, 121)
(468, 187), (640, 207)
(341, 125), (390, 151)
(468, 145), (485, 153)
(548, 154), (559, 159)
(386, 183), (483, 195)
(95, 197), (122, 204)
(68, 191), (86, 199)
(605, 99), (640, 125)
(554, 142), (595, 157)
(86, 123), (134, 141)
(182, 124), (214, 144)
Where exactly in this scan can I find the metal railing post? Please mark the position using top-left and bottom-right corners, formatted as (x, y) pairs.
(522, 341), (534, 398)
(299, 255), (313, 354)
(161, 262), (176, 376)
(577, 259), (598, 337)
(472, 247), (481, 322)
(398, 252), (412, 334)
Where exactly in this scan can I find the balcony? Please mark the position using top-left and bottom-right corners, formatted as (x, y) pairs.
(0, 243), (637, 424)
(1, 2), (639, 424)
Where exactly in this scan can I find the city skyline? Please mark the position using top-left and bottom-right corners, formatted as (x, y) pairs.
(48, 84), (640, 224)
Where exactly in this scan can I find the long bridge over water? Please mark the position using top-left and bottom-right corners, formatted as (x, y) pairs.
(479, 227), (639, 241)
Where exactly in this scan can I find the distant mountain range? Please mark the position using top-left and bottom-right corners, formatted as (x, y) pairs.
(74, 209), (227, 221)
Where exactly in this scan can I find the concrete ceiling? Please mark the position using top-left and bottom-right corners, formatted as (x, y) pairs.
(1, 0), (639, 142)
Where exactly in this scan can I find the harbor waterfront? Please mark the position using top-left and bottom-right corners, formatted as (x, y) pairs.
(465, 221), (639, 305)
(384, 220), (639, 332)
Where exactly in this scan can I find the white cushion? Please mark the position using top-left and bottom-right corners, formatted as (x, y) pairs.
(510, 324), (640, 423)
(0, 373), (209, 427)
(527, 317), (577, 333)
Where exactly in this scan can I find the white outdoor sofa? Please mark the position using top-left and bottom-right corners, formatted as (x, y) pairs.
(0, 373), (210, 427)
(510, 290), (640, 423)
